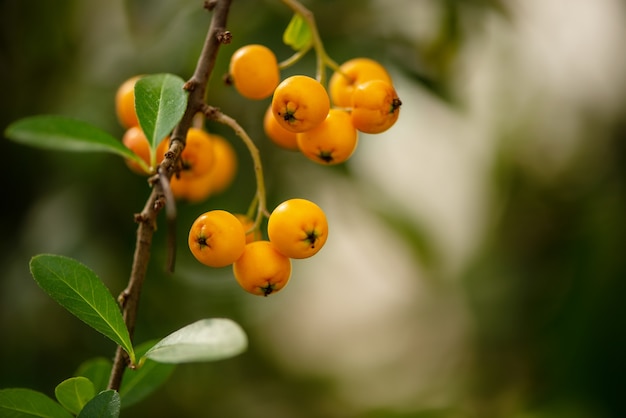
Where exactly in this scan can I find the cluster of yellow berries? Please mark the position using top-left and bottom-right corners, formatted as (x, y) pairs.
(228, 44), (402, 165)
(113, 41), (399, 298)
(188, 199), (328, 296)
(115, 76), (238, 203)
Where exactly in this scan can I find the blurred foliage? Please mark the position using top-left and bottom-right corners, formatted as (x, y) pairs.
(1, 0), (625, 417)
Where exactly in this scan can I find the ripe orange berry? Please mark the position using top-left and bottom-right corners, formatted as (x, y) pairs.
(297, 109), (358, 165)
(188, 210), (247, 268)
(271, 75), (330, 133)
(233, 241), (292, 296)
(178, 128), (215, 177)
(263, 105), (298, 151)
(115, 76), (141, 129)
(121, 127), (151, 175)
(267, 198), (328, 259)
(351, 80), (402, 134)
(170, 133), (237, 203)
(229, 44), (280, 100)
(204, 133), (237, 195)
(329, 58), (392, 107)
(234, 214), (262, 243)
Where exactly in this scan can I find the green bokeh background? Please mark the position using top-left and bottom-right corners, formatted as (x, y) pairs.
(1, 0), (625, 417)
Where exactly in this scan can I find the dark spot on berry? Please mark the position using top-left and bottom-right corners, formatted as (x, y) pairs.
(260, 283), (275, 296)
(305, 231), (318, 248)
(390, 98), (402, 113)
(318, 150), (334, 163)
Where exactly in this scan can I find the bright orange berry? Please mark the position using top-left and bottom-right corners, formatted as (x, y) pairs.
(188, 210), (246, 268)
(204, 133), (237, 195)
(170, 133), (237, 203)
(178, 128), (215, 177)
(229, 44), (280, 100)
(351, 80), (402, 134)
(267, 198), (328, 259)
(263, 105), (299, 151)
(233, 241), (292, 296)
(271, 75), (330, 133)
(297, 109), (358, 165)
(329, 58), (392, 107)
(115, 76), (141, 129)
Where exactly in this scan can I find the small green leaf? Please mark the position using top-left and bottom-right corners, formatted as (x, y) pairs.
(283, 13), (312, 51)
(29, 254), (135, 364)
(134, 73), (188, 153)
(76, 390), (120, 418)
(55, 377), (95, 415)
(119, 340), (176, 408)
(0, 388), (73, 418)
(4, 115), (143, 166)
(75, 358), (113, 394)
(144, 318), (248, 364)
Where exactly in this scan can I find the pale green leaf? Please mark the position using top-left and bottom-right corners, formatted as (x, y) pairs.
(283, 13), (312, 50)
(144, 318), (247, 364)
(54, 377), (95, 415)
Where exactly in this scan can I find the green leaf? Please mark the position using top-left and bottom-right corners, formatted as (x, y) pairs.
(54, 377), (95, 415)
(283, 13), (312, 50)
(76, 390), (120, 418)
(29, 254), (135, 364)
(144, 318), (247, 364)
(75, 358), (113, 394)
(4, 115), (144, 166)
(0, 388), (73, 418)
(119, 340), (176, 408)
(134, 73), (188, 152)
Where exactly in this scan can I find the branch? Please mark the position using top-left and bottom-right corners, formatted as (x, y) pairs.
(107, 0), (233, 391)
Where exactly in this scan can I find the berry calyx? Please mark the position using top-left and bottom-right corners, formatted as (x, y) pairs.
(271, 75), (330, 133)
(263, 105), (299, 151)
(233, 240), (292, 296)
(188, 210), (246, 268)
(267, 198), (328, 259)
(296, 109), (358, 165)
(350, 79), (401, 134)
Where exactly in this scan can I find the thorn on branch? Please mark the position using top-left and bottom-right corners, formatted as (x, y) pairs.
(183, 80), (197, 91)
(154, 195), (166, 211)
(216, 30), (232, 44)
(117, 289), (131, 307)
(204, 0), (217, 11)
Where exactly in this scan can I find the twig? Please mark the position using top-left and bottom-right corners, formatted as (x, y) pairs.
(202, 105), (269, 231)
(107, 0), (233, 391)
